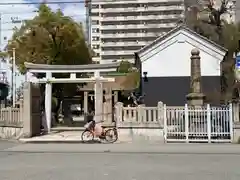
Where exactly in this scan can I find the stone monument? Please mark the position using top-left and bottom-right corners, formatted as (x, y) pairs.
(186, 48), (205, 106)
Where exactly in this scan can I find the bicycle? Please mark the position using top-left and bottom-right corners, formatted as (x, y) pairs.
(81, 125), (118, 143)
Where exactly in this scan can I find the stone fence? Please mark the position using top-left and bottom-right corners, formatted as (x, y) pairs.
(114, 102), (240, 143)
(0, 100), (24, 139)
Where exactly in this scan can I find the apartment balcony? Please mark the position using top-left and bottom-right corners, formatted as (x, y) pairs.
(100, 14), (184, 22)
(92, 57), (101, 62)
(101, 41), (150, 47)
(91, 48), (101, 53)
(91, 8), (100, 13)
(101, 50), (135, 56)
(99, 6), (184, 13)
(91, 24), (100, 28)
(101, 23), (176, 30)
(101, 32), (165, 38)
(91, 40), (101, 45)
(91, 32), (100, 36)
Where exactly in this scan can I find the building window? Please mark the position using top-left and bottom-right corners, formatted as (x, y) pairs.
(92, 4), (99, 8)
(91, 12), (99, 16)
(92, 45), (100, 49)
(93, 53), (100, 57)
(92, 28), (99, 33)
(92, 36), (99, 41)
(92, 20), (99, 25)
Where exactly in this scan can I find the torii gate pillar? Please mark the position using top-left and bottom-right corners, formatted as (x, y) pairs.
(25, 62), (119, 133)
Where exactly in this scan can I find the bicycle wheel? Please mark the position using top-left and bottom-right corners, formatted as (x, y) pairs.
(81, 130), (94, 142)
(105, 128), (118, 143)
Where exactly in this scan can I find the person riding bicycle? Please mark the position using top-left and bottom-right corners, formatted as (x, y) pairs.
(84, 111), (104, 138)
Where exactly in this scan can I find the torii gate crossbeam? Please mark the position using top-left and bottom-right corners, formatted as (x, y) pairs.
(24, 62), (120, 133)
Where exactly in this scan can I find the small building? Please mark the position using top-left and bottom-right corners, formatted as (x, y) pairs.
(135, 25), (227, 106)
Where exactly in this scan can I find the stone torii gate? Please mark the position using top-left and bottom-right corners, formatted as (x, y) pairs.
(24, 62), (120, 133)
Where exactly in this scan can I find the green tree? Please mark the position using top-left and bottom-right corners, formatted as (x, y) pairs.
(117, 60), (140, 89)
(7, 4), (91, 72)
(186, 0), (240, 102)
(6, 4), (92, 121)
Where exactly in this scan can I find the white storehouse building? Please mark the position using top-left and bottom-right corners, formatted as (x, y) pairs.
(135, 25), (227, 106)
(86, 0), (185, 63)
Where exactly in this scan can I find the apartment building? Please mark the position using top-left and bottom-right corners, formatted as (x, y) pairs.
(86, 0), (185, 63)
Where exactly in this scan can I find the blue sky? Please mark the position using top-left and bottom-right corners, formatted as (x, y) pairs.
(0, 0), (86, 88)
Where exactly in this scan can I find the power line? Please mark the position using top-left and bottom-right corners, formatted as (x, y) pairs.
(0, 1), (85, 5)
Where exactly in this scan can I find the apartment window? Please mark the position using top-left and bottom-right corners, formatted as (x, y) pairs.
(92, 28), (99, 33)
(92, 36), (99, 41)
(93, 45), (100, 49)
(92, 4), (99, 8)
(92, 20), (99, 25)
(91, 12), (99, 16)
(93, 53), (100, 57)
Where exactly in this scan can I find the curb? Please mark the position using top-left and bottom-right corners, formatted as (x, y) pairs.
(18, 138), (127, 144)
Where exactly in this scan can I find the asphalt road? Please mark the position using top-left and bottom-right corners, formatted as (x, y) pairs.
(0, 141), (240, 180)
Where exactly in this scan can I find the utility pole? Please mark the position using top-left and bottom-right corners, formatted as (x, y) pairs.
(12, 48), (16, 107)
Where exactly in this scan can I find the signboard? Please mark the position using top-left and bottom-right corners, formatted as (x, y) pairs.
(235, 55), (240, 80)
(236, 55), (240, 70)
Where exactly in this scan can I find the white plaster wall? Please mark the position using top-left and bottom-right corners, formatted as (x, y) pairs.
(142, 42), (221, 78)
(142, 42), (220, 77)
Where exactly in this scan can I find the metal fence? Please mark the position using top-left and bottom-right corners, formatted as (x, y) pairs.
(115, 102), (233, 143)
(164, 104), (233, 143)
(0, 107), (23, 127)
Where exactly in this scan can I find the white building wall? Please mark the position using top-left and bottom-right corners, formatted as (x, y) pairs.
(142, 42), (221, 78)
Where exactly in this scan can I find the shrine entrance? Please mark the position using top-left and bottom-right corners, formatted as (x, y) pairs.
(24, 62), (119, 133)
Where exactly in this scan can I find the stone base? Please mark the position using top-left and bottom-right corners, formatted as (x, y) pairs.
(0, 127), (23, 139)
(118, 128), (164, 143)
(233, 123), (240, 143)
(186, 93), (206, 106)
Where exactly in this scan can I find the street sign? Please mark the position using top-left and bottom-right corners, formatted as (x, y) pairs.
(236, 55), (240, 69)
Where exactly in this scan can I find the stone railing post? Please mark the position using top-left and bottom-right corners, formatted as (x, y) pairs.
(137, 104), (145, 122)
(157, 101), (164, 126)
(232, 102), (240, 123)
(19, 98), (24, 125)
(115, 102), (123, 128)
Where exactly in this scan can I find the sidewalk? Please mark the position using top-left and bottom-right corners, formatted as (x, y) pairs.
(3, 143), (240, 154)
(19, 131), (132, 144)
(19, 131), (84, 143)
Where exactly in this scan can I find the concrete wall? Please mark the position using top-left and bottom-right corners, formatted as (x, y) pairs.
(233, 123), (240, 143)
(22, 82), (42, 138)
(118, 127), (164, 143)
(0, 127), (23, 139)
